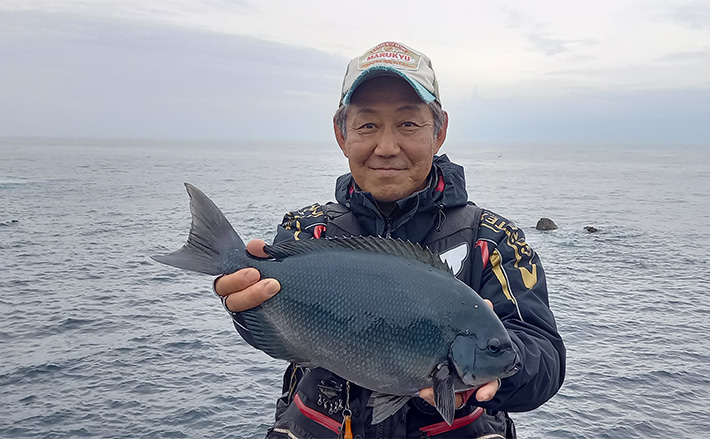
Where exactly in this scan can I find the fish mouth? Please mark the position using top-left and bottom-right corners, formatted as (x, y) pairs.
(450, 334), (521, 387)
(462, 347), (521, 386)
(499, 352), (521, 379)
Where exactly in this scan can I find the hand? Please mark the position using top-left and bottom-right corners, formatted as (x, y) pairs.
(213, 239), (281, 312)
(418, 378), (500, 408)
(419, 299), (500, 408)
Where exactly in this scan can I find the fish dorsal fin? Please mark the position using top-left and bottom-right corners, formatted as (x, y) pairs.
(264, 236), (452, 273)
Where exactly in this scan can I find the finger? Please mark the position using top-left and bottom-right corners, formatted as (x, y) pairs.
(418, 388), (435, 406)
(483, 299), (494, 310)
(419, 387), (464, 408)
(246, 239), (269, 258)
(214, 268), (261, 296)
(475, 379), (500, 402)
(224, 279), (281, 312)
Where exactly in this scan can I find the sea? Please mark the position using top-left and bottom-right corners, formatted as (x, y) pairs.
(1, 138), (709, 439)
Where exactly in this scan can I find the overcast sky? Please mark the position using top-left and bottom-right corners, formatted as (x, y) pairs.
(1, 0), (709, 145)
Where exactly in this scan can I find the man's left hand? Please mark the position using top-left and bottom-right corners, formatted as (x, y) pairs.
(418, 377), (500, 408)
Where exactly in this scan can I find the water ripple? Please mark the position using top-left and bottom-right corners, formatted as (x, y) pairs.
(2, 142), (709, 439)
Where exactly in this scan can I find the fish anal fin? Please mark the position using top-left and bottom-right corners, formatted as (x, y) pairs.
(367, 392), (411, 425)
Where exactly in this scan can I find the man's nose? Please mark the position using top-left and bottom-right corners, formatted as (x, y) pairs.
(374, 126), (400, 156)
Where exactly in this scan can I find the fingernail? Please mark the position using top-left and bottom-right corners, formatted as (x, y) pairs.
(265, 279), (281, 296)
(245, 268), (260, 283)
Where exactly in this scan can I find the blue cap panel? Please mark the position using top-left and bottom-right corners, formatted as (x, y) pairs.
(342, 67), (436, 105)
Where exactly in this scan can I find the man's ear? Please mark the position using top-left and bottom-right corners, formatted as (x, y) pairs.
(334, 121), (349, 157)
(434, 111), (449, 154)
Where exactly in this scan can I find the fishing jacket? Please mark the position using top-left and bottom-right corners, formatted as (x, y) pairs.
(230, 155), (565, 439)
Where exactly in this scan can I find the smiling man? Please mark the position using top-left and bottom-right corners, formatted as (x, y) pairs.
(214, 41), (565, 438)
(336, 75), (445, 204)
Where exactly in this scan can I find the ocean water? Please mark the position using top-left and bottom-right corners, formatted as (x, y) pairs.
(1, 139), (709, 439)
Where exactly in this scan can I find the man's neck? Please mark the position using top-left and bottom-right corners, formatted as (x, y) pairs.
(375, 200), (397, 217)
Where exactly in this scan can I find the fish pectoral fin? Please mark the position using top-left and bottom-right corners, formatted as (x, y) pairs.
(432, 362), (456, 426)
(367, 392), (410, 425)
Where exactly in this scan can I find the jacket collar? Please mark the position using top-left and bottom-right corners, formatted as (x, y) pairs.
(334, 155), (469, 243)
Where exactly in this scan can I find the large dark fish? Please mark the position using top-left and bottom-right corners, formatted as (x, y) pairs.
(153, 183), (520, 425)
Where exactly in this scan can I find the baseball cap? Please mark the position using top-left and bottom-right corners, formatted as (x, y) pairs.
(340, 41), (441, 106)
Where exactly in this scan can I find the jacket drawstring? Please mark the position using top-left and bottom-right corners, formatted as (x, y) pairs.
(435, 205), (446, 232)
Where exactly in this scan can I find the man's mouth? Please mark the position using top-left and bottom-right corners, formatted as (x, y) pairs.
(371, 168), (404, 178)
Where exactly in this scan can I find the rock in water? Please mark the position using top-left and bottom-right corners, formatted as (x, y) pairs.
(536, 218), (558, 230)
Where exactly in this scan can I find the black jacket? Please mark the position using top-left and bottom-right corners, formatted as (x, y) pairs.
(240, 155), (565, 438)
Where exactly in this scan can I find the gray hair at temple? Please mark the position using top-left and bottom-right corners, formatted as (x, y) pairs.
(333, 101), (446, 140)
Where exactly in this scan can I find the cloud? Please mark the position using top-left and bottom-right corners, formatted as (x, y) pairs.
(669, 1), (710, 30)
(656, 49), (710, 64)
(1, 2), (708, 144)
(447, 87), (710, 145)
(0, 11), (345, 140)
(524, 34), (592, 57)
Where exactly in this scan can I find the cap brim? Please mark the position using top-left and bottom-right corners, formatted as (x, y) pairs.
(341, 66), (436, 105)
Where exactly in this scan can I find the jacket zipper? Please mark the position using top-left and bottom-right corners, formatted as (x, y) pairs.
(376, 422), (384, 439)
(384, 217), (392, 238)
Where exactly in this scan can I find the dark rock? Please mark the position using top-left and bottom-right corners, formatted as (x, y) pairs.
(536, 218), (558, 230)
(584, 226), (598, 233)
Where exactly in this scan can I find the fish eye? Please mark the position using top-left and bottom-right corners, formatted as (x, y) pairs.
(487, 338), (502, 354)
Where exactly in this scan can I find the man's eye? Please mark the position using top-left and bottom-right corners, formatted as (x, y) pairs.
(401, 122), (420, 129)
(358, 123), (376, 130)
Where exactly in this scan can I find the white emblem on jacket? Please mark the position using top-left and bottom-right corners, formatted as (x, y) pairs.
(439, 242), (469, 277)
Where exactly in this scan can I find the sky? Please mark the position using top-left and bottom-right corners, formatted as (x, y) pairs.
(1, 0), (709, 145)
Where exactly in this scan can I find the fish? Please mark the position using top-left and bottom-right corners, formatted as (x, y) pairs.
(152, 183), (520, 425)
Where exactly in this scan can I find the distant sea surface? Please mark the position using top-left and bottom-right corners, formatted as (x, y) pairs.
(2, 139), (709, 439)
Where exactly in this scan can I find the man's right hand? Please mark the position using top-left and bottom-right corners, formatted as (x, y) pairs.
(214, 239), (281, 312)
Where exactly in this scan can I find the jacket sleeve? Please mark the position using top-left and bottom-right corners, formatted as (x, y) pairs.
(273, 203), (327, 243)
(471, 210), (566, 412)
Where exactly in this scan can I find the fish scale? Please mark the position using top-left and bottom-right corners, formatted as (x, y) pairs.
(153, 183), (520, 425)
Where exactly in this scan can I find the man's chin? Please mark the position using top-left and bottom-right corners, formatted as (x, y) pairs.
(371, 189), (409, 203)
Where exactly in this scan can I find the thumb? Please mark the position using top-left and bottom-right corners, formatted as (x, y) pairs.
(246, 239), (269, 258)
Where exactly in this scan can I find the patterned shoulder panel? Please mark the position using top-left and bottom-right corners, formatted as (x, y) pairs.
(478, 210), (531, 254)
(279, 203), (328, 241)
(475, 209), (542, 321)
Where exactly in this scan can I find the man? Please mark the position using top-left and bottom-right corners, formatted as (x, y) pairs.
(215, 41), (565, 438)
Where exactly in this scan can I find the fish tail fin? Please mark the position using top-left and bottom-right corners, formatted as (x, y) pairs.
(152, 183), (246, 275)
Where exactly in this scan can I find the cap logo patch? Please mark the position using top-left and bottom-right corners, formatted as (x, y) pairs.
(358, 41), (421, 71)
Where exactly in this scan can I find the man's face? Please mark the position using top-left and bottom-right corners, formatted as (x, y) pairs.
(335, 76), (447, 202)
